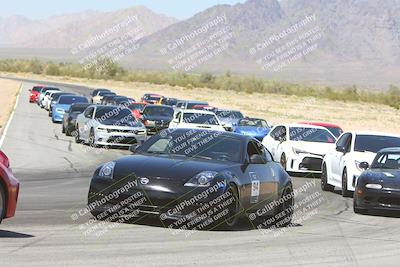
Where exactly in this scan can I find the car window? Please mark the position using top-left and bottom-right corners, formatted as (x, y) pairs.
(270, 126), (286, 141)
(84, 107), (94, 118)
(247, 141), (267, 163)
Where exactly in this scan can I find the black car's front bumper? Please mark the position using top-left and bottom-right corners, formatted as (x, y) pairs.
(355, 188), (400, 211)
(88, 175), (229, 220)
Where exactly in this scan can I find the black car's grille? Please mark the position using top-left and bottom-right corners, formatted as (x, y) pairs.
(107, 136), (137, 144)
(378, 197), (400, 206)
(300, 157), (323, 171)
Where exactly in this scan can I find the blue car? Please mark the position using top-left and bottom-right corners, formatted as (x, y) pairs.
(233, 118), (271, 141)
(52, 95), (89, 123)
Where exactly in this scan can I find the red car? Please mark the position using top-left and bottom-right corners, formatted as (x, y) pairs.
(0, 150), (20, 223)
(299, 122), (344, 138)
(140, 93), (162, 104)
(192, 104), (217, 112)
(128, 102), (147, 120)
(29, 85), (44, 103)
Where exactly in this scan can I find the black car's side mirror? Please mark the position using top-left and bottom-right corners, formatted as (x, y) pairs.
(336, 146), (346, 153)
(359, 162), (369, 170)
(250, 154), (266, 164)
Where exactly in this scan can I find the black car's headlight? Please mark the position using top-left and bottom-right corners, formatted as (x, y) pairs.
(365, 183), (382, 190)
(184, 171), (218, 187)
(99, 162), (116, 179)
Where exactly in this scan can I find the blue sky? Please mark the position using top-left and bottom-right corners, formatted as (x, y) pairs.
(0, 0), (246, 20)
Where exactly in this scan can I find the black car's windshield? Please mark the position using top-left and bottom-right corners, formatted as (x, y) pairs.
(183, 113), (219, 125)
(58, 96), (88, 105)
(162, 98), (178, 106)
(372, 152), (400, 169)
(143, 106), (174, 117)
(139, 130), (243, 163)
(289, 127), (336, 143)
(239, 119), (269, 128)
(355, 135), (400, 153)
(70, 104), (90, 113)
(216, 110), (244, 119)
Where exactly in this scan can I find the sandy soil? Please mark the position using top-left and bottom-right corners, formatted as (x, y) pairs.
(1, 72), (399, 134)
(0, 78), (21, 137)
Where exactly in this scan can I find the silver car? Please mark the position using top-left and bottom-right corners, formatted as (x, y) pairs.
(75, 105), (147, 148)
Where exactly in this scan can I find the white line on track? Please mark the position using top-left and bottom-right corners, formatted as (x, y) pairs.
(0, 82), (23, 149)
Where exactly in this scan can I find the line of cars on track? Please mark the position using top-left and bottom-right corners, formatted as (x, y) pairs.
(17, 84), (400, 228)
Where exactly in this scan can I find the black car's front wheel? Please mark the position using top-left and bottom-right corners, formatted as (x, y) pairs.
(223, 184), (241, 229)
(353, 197), (368, 215)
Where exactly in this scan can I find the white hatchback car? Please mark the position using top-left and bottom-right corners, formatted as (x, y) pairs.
(169, 109), (226, 132)
(322, 131), (400, 197)
(262, 124), (336, 174)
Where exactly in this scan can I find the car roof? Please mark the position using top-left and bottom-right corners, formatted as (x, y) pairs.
(378, 147), (400, 153)
(347, 131), (400, 138)
(144, 104), (172, 109)
(278, 123), (328, 130)
(182, 109), (216, 115)
(299, 121), (342, 129)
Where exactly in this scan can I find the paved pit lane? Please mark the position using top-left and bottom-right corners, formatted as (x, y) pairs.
(0, 80), (399, 266)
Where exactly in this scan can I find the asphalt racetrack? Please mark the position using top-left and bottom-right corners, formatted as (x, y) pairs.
(1, 80), (399, 266)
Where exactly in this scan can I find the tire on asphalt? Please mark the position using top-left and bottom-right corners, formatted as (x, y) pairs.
(321, 164), (334, 192)
(342, 168), (352, 197)
(0, 183), (6, 224)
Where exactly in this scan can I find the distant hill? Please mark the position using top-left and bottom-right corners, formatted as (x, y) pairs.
(0, 6), (178, 49)
(1, 0), (399, 88)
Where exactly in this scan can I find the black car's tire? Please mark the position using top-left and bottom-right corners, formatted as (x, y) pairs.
(342, 169), (352, 197)
(89, 128), (97, 148)
(0, 184), (6, 224)
(280, 153), (287, 170)
(48, 112), (51, 117)
(75, 125), (82, 143)
(353, 197), (368, 215)
(62, 124), (66, 134)
(275, 185), (294, 227)
(223, 184), (241, 229)
(65, 125), (72, 136)
(321, 164), (334, 192)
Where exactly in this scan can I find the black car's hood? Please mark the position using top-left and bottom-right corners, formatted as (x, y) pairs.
(142, 115), (172, 121)
(113, 154), (236, 182)
(361, 169), (400, 189)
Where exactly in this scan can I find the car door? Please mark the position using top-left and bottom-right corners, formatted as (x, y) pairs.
(241, 140), (279, 210)
(331, 133), (352, 182)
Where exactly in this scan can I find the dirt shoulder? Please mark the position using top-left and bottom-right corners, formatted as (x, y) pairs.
(1, 72), (399, 134)
(0, 78), (21, 137)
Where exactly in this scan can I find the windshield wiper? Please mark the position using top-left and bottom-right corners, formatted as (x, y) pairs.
(191, 155), (213, 160)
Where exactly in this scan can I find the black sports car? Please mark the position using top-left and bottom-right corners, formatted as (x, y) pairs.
(354, 147), (400, 214)
(62, 103), (91, 136)
(141, 105), (174, 134)
(87, 129), (293, 229)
